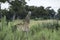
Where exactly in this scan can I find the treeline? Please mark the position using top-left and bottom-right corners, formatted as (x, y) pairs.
(0, 0), (60, 20)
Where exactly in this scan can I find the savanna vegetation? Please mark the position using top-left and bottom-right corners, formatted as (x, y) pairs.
(0, 0), (60, 40)
(0, 17), (60, 40)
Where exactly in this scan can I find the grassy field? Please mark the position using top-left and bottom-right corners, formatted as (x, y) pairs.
(0, 17), (60, 40)
(13, 19), (60, 27)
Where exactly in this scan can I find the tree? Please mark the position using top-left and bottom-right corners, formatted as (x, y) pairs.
(57, 8), (60, 19)
(8, 0), (27, 19)
(34, 6), (49, 19)
(58, 8), (60, 14)
(45, 7), (56, 19)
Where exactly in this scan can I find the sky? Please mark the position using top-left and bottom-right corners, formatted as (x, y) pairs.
(1, 1), (10, 11)
(1, 0), (60, 12)
(26, 0), (60, 12)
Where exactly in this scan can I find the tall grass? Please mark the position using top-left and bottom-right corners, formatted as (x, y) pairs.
(0, 16), (60, 40)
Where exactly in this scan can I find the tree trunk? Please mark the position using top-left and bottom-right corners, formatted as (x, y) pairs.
(13, 13), (16, 21)
(0, 2), (1, 11)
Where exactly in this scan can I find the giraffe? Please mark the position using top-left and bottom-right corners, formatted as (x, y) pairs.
(15, 11), (31, 32)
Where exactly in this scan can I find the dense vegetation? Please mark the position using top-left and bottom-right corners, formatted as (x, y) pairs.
(0, 17), (60, 40)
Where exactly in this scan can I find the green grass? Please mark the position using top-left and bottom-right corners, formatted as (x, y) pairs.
(0, 17), (60, 40)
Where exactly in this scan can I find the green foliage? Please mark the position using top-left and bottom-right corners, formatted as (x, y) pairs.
(8, 0), (27, 19)
(1, 4), (56, 20)
(57, 8), (60, 19)
(0, 0), (6, 3)
(58, 8), (60, 14)
(1, 17), (60, 40)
